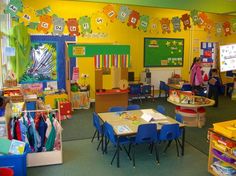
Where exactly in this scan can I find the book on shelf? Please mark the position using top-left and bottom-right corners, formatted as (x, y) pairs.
(9, 139), (26, 155)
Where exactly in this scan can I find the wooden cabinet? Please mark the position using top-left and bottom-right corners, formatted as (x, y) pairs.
(208, 129), (236, 175)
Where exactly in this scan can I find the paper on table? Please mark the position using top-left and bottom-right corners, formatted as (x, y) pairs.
(115, 125), (132, 134)
(141, 111), (167, 122)
(141, 113), (153, 122)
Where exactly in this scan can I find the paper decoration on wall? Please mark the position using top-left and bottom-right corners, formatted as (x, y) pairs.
(231, 18), (236, 32)
(4, 0), (23, 18)
(181, 13), (191, 30)
(79, 16), (92, 35)
(18, 6), (37, 25)
(198, 12), (208, 27)
(204, 19), (214, 33)
(138, 15), (149, 32)
(117, 5), (131, 23)
(223, 21), (231, 36)
(37, 15), (52, 34)
(91, 11), (108, 30)
(36, 6), (51, 16)
(215, 23), (223, 36)
(190, 9), (200, 25)
(127, 10), (140, 28)
(171, 16), (181, 32)
(66, 18), (80, 36)
(52, 15), (65, 36)
(160, 18), (171, 34)
(148, 18), (159, 33)
(103, 4), (117, 22)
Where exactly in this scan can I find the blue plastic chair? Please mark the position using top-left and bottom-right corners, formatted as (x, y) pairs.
(130, 123), (158, 167)
(181, 84), (192, 91)
(91, 112), (103, 151)
(175, 113), (183, 123)
(156, 105), (166, 115)
(158, 123), (181, 157)
(129, 84), (142, 103)
(159, 81), (169, 98)
(103, 122), (131, 166)
(127, 104), (140, 110)
(109, 106), (126, 112)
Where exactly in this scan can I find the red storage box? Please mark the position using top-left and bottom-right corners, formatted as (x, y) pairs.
(59, 101), (72, 116)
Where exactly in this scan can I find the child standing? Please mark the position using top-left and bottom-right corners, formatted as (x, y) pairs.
(208, 69), (221, 107)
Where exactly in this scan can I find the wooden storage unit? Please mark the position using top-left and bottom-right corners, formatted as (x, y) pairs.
(208, 129), (236, 175)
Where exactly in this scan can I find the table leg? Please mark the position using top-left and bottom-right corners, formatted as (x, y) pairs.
(182, 127), (185, 156)
(117, 136), (120, 168)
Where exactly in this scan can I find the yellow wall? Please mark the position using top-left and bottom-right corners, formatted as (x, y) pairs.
(23, 0), (236, 99)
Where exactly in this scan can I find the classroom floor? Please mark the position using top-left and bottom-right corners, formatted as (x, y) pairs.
(28, 96), (236, 176)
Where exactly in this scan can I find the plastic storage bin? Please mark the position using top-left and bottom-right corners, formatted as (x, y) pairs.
(0, 151), (27, 176)
(0, 108), (5, 116)
(213, 120), (236, 138)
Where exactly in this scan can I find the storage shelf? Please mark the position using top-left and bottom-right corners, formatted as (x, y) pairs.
(212, 153), (236, 169)
(211, 142), (236, 161)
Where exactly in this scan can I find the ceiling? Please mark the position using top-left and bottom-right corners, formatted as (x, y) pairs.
(75, 0), (236, 15)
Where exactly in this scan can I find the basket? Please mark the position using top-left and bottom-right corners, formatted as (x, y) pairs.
(4, 80), (17, 87)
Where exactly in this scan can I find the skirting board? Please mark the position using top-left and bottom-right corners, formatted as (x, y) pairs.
(27, 150), (63, 167)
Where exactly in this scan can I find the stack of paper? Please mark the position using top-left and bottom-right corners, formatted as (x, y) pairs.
(141, 109), (167, 122)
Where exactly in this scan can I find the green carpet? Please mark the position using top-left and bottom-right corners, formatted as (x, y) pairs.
(62, 96), (236, 155)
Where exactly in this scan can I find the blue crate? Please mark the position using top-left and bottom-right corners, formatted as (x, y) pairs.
(0, 151), (27, 176)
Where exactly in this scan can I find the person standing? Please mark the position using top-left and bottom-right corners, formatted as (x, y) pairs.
(190, 57), (204, 95)
(208, 69), (221, 107)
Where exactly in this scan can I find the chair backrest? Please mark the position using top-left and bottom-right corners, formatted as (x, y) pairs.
(159, 123), (180, 141)
(129, 84), (142, 95)
(175, 113), (183, 123)
(135, 124), (157, 144)
(159, 81), (169, 91)
(141, 85), (151, 94)
(103, 122), (116, 145)
(92, 112), (102, 134)
(156, 105), (166, 115)
(109, 106), (126, 112)
(181, 84), (192, 91)
(127, 104), (140, 110)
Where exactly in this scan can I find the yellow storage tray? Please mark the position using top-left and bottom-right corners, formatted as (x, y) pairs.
(213, 120), (236, 139)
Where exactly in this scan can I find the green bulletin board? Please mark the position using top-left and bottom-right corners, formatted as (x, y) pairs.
(144, 38), (184, 67)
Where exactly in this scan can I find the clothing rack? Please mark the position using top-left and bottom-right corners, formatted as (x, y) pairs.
(21, 108), (63, 167)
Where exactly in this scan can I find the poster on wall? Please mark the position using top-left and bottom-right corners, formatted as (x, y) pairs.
(20, 42), (57, 83)
(220, 44), (236, 72)
(200, 42), (217, 67)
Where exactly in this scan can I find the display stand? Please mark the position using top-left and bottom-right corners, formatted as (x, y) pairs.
(22, 108), (63, 167)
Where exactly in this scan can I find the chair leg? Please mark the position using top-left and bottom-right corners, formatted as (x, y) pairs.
(154, 143), (159, 164)
(164, 140), (172, 153)
(177, 139), (183, 154)
(175, 139), (179, 157)
(111, 150), (117, 165)
(91, 130), (97, 142)
(149, 143), (153, 154)
(132, 145), (136, 168)
(96, 139), (102, 151)
(123, 146), (132, 160)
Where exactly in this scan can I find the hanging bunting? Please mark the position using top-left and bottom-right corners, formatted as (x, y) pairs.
(148, 18), (159, 33)
(28, 22), (39, 29)
(198, 12), (208, 28)
(117, 5), (131, 23)
(190, 9), (200, 25)
(171, 16), (181, 32)
(138, 15), (149, 32)
(181, 13), (191, 30)
(79, 16), (92, 35)
(4, 0), (23, 18)
(223, 21), (231, 36)
(37, 15), (52, 34)
(18, 6), (37, 26)
(91, 11), (108, 30)
(231, 18), (236, 32)
(36, 6), (51, 16)
(215, 23), (223, 36)
(103, 4), (117, 22)
(52, 15), (65, 36)
(160, 18), (171, 34)
(204, 18), (214, 33)
(127, 10), (140, 28)
(66, 18), (80, 36)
